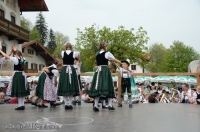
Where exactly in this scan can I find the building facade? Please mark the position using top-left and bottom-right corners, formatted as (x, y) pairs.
(0, 0), (51, 73)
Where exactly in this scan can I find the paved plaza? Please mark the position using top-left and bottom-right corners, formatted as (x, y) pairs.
(0, 103), (199, 132)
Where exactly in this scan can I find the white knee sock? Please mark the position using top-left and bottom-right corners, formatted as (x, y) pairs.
(63, 96), (68, 105)
(18, 97), (21, 107)
(68, 96), (73, 106)
(94, 97), (100, 108)
(108, 98), (112, 107)
(103, 100), (106, 106)
(21, 97), (25, 106)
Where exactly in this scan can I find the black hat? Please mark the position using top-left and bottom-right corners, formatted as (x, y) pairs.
(154, 92), (159, 95)
(121, 60), (130, 66)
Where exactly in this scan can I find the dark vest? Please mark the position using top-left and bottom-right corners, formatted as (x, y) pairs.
(14, 59), (23, 71)
(96, 52), (108, 66)
(63, 51), (74, 65)
(46, 67), (56, 79)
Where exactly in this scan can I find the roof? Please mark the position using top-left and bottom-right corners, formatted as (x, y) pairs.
(22, 40), (58, 64)
(18, 0), (49, 12)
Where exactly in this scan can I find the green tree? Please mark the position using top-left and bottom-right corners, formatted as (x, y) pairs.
(165, 41), (200, 72)
(146, 43), (168, 72)
(53, 32), (69, 59)
(35, 12), (48, 45)
(20, 16), (32, 31)
(29, 26), (41, 41)
(76, 24), (149, 72)
(46, 29), (57, 54)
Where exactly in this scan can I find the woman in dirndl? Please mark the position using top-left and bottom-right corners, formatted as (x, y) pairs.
(0, 46), (29, 110)
(36, 63), (62, 108)
(89, 42), (121, 112)
(57, 43), (80, 110)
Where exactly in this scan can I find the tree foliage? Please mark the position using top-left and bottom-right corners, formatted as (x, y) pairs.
(165, 41), (200, 72)
(146, 43), (168, 72)
(35, 12), (48, 45)
(76, 24), (149, 72)
(29, 26), (41, 41)
(46, 29), (57, 54)
(20, 16), (32, 31)
(53, 32), (69, 59)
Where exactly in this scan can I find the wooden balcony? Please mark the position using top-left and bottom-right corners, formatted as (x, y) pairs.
(25, 69), (38, 73)
(0, 17), (29, 43)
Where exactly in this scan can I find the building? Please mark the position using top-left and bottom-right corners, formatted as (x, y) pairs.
(22, 41), (58, 73)
(0, 0), (49, 72)
(130, 63), (148, 73)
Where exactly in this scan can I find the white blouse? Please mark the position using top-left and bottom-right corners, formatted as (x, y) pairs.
(61, 50), (79, 58)
(117, 67), (133, 78)
(99, 50), (115, 60)
(51, 69), (59, 77)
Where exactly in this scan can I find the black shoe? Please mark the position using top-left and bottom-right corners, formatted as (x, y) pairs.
(108, 106), (115, 110)
(31, 102), (36, 105)
(102, 105), (108, 109)
(21, 106), (25, 110)
(93, 107), (99, 112)
(65, 105), (69, 109)
(68, 105), (73, 109)
(15, 106), (24, 110)
(129, 104), (133, 108)
(118, 103), (122, 107)
(38, 104), (48, 108)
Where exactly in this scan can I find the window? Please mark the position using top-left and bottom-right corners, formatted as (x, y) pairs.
(131, 65), (136, 70)
(2, 46), (6, 53)
(22, 48), (24, 53)
(28, 49), (34, 55)
(31, 63), (38, 70)
(39, 64), (45, 71)
(11, 15), (15, 23)
(0, 9), (4, 18)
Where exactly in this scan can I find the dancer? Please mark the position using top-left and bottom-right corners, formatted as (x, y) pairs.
(36, 63), (62, 108)
(73, 55), (82, 105)
(0, 46), (29, 110)
(115, 60), (134, 108)
(89, 42), (121, 112)
(57, 43), (80, 110)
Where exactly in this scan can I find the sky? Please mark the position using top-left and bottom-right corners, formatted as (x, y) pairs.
(22, 0), (200, 52)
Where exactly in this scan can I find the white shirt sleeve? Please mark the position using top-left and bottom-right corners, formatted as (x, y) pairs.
(73, 51), (79, 58)
(105, 52), (115, 60)
(61, 51), (64, 58)
(9, 57), (19, 65)
(52, 69), (59, 77)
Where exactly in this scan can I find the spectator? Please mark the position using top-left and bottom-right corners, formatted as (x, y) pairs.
(181, 83), (193, 104)
(0, 92), (5, 104)
(148, 95), (156, 103)
(194, 86), (200, 105)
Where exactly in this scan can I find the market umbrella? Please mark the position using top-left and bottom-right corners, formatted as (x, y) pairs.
(0, 76), (10, 82)
(174, 76), (197, 84)
(153, 76), (174, 83)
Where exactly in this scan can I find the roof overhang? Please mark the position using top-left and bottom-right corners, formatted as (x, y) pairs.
(18, 0), (49, 12)
(22, 41), (58, 65)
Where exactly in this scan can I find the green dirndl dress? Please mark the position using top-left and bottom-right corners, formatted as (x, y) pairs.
(89, 66), (115, 98)
(57, 66), (79, 96)
(7, 72), (29, 97)
(36, 72), (46, 100)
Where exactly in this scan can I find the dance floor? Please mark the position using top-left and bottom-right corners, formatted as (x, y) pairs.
(0, 103), (199, 132)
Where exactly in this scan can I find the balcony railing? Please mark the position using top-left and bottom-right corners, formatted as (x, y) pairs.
(0, 17), (29, 43)
(25, 69), (38, 73)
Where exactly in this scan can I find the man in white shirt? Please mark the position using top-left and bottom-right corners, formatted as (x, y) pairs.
(163, 92), (171, 103)
(181, 83), (193, 103)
